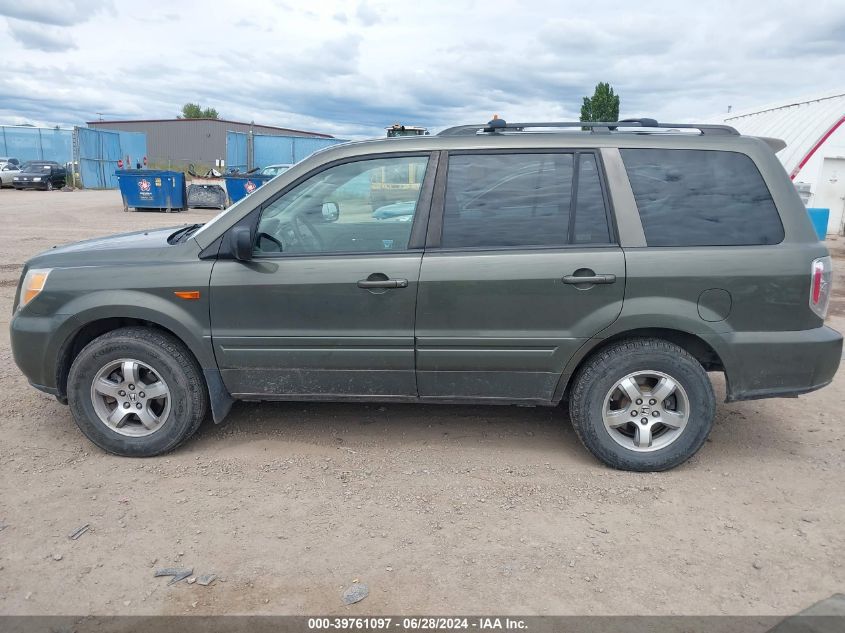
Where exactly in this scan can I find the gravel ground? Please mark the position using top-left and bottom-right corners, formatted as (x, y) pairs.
(0, 189), (843, 616)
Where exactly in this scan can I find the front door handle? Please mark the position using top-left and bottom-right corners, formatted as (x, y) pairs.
(562, 273), (616, 285)
(357, 278), (408, 289)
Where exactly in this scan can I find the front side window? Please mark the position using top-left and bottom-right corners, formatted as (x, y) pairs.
(620, 148), (784, 246)
(255, 155), (429, 255)
(441, 152), (612, 249)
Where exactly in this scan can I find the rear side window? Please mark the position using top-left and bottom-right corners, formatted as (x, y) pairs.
(573, 154), (611, 244)
(441, 152), (612, 248)
(621, 149), (784, 246)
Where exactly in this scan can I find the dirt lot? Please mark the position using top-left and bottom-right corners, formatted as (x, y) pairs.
(0, 189), (843, 616)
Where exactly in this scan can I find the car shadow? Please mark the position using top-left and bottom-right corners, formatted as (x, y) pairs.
(190, 398), (593, 463)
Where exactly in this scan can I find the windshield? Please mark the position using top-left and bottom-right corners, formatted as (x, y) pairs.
(22, 163), (51, 172)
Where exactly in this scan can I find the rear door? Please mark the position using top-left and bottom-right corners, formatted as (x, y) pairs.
(415, 150), (625, 402)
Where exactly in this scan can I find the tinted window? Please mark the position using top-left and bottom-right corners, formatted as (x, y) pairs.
(442, 153), (612, 248)
(573, 153), (610, 244)
(443, 154), (572, 248)
(255, 155), (428, 255)
(621, 149), (784, 246)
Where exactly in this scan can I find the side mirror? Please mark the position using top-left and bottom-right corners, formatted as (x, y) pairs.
(321, 201), (339, 222)
(232, 226), (253, 261)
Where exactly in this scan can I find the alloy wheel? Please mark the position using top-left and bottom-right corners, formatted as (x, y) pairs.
(601, 370), (690, 452)
(89, 358), (171, 437)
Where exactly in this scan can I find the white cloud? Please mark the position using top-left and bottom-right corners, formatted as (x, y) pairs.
(0, 0), (112, 26)
(7, 19), (76, 52)
(0, 0), (842, 137)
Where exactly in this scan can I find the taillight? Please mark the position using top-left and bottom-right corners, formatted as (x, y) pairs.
(809, 257), (832, 319)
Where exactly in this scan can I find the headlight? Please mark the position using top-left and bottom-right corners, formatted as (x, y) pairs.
(13, 176), (19, 180)
(33, 177), (41, 182)
(19, 268), (51, 309)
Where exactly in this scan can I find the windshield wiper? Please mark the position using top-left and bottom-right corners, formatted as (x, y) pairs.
(168, 224), (203, 244)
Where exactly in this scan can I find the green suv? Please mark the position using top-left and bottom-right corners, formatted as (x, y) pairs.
(10, 119), (841, 471)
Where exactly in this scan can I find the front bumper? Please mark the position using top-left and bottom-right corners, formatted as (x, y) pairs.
(13, 180), (48, 189)
(10, 310), (77, 395)
(724, 325), (842, 401)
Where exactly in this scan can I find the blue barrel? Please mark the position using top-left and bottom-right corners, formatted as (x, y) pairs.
(224, 174), (272, 204)
(115, 170), (186, 212)
(807, 208), (829, 241)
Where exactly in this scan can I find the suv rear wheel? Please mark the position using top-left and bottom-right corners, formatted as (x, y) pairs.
(67, 327), (208, 456)
(569, 338), (715, 471)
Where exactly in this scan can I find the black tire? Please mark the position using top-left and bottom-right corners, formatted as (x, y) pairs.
(46, 180), (53, 191)
(568, 338), (715, 472)
(67, 327), (208, 457)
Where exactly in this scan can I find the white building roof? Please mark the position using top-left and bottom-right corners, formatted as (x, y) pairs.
(718, 91), (845, 178)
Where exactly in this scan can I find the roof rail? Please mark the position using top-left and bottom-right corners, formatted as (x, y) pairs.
(437, 118), (740, 137)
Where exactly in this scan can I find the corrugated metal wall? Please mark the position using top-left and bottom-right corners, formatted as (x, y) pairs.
(89, 119), (335, 169)
(0, 125), (73, 163)
(254, 134), (344, 166)
(76, 127), (148, 189)
(90, 120), (226, 168)
(226, 131), (249, 172)
(226, 132), (345, 172)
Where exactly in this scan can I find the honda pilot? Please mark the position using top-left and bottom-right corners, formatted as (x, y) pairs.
(11, 118), (841, 471)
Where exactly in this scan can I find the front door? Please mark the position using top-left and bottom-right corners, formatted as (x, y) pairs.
(210, 153), (434, 398)
(415, 150), (626, 402)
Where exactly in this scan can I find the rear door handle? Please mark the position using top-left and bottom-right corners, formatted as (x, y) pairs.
(562, 274), (616, 285)
(357, 278), (408, 289)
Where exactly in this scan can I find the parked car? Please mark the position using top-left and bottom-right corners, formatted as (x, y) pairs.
(259, 164), (292, 177)
(13, 161), (66, 190)
(10, 118), (841, 471)
(0, 162), (20, 187)
(372, 200), (416, 221)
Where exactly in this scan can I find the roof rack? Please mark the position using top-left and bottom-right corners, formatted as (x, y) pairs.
(437, 118), (740, 137)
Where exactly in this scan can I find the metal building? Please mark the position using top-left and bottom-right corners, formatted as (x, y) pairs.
(715, 92), (845, 234)
(86, 118), (334, 170)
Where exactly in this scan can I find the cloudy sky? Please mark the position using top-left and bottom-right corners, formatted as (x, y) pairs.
(0, 0), (843, 138)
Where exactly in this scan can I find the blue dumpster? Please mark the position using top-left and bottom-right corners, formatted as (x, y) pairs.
(807, 208), (830, 241)
(115, 170), (186, 212)
(224, 174), (272, 204)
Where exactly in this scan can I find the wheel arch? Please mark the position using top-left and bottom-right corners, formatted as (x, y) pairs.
(554, 327), (727, 403)
(54, 308), (233, 423)
(56, 317), (192, 399)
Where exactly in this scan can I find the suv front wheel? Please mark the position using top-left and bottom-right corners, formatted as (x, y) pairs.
(569, 338), (716, 471)
(67, 327), (208, 456)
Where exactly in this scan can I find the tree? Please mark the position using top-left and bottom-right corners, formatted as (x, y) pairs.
(180, 103), (220, 119)
(580, 82), (620, 123)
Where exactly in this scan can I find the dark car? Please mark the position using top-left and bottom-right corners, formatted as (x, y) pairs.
(13, 161), (67, 191)
(9, 118), (842, 471)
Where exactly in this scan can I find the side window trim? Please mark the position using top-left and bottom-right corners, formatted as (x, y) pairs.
(587, 151), (621, 246)
(248, 151), (438, 258)
(566, 152), (581, 244)
(425, 151), (449, 248)
(428, 148), (617, 251)
(598, 147), (645, 248)
(407, 150), (440, 249)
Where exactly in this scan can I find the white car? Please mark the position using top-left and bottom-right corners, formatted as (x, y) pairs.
(259, 164), (292, 177)
(0, 163), (20, 187)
